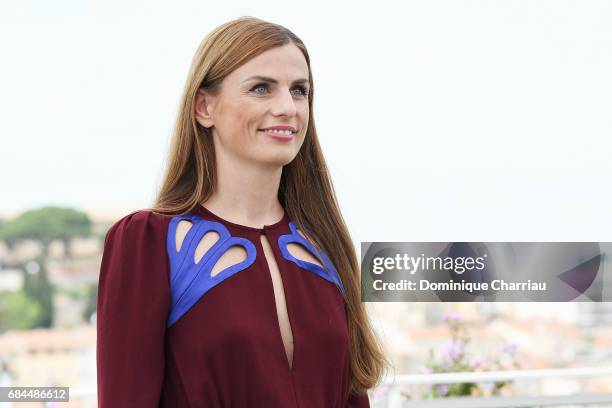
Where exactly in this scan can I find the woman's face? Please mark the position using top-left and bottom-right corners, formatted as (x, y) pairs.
(195, 43), (310, 167)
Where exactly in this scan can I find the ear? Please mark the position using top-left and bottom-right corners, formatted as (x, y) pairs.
(195, 89), (216, 129)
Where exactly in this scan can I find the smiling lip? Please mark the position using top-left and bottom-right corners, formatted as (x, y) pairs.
(258, 129), (295, 141)
(258, 125), (296, 141)
(259, 125), (296, 132)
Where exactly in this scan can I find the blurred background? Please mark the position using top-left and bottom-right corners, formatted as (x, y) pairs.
(1, 0), (611, 406)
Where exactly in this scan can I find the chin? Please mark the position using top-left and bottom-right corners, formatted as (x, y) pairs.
(264, 151), (297, 167)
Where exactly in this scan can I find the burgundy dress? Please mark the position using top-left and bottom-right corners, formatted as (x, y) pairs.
(96, 205), (370, 407)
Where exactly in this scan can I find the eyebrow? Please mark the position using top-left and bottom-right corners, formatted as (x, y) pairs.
(242, 75), (310, 86)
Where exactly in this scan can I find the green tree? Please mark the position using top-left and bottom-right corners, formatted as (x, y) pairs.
(0, 206), (92, 258)
(82, 282), (98, 323)
(21, 258), (54, 328)
(0, 291), (42, 333)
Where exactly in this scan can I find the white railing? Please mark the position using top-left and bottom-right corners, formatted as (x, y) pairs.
(376, 366), (612, 408)
(48, 367), (612, 408)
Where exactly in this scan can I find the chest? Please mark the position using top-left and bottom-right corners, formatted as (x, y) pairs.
(165, 216), (348, 374)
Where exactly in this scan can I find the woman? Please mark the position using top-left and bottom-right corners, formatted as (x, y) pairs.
(97, 16), (389, 407)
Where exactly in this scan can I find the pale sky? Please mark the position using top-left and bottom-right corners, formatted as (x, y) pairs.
(1, 0), (611, 244)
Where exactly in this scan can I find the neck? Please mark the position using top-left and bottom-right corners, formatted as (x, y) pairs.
(202, 155), (285, 228)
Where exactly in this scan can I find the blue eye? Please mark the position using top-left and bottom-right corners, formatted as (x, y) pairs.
(291, 86), (310, 97)
(252, 84), (268, 94)
(250, 83), (310, 98)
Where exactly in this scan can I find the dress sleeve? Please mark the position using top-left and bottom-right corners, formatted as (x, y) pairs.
(96, 210), (170, 407)
(346, 390), (371, 408)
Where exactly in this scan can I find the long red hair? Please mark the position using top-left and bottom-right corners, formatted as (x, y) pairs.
(148, 16), (390, 395)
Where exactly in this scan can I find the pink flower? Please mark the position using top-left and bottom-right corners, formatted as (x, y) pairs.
(372, 384), (389, 397)
(501, 342), (517, 353)
(435, 384), (450, 395)
(442, 338), (462, 361)
(443, 311), (462, 322)
(470, 356), (487, 368)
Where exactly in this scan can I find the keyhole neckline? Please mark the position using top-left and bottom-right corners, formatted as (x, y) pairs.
(194, 204), (288, 233)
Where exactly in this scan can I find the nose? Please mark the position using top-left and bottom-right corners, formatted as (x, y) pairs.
(270, 87), (298, 117)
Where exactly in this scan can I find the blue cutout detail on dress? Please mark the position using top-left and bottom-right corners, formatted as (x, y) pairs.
(278, 221), (346, 299)
(166, 214), (256, 328)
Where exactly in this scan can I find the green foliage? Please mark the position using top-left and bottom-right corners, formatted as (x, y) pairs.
(0, 206), (92, 246)
(82, 283), (98, 322)
(0, 259), (55, 332)
(96, 221), (115, 243)
(403, 311), (521, 400)
(0, 291), (42, 333)
(0, 206), (99, 331)
(20, 258), (54, 328)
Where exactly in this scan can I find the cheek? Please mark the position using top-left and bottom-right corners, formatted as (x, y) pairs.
(219, 102), (257, 142)
(234, 102), (263, 135)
